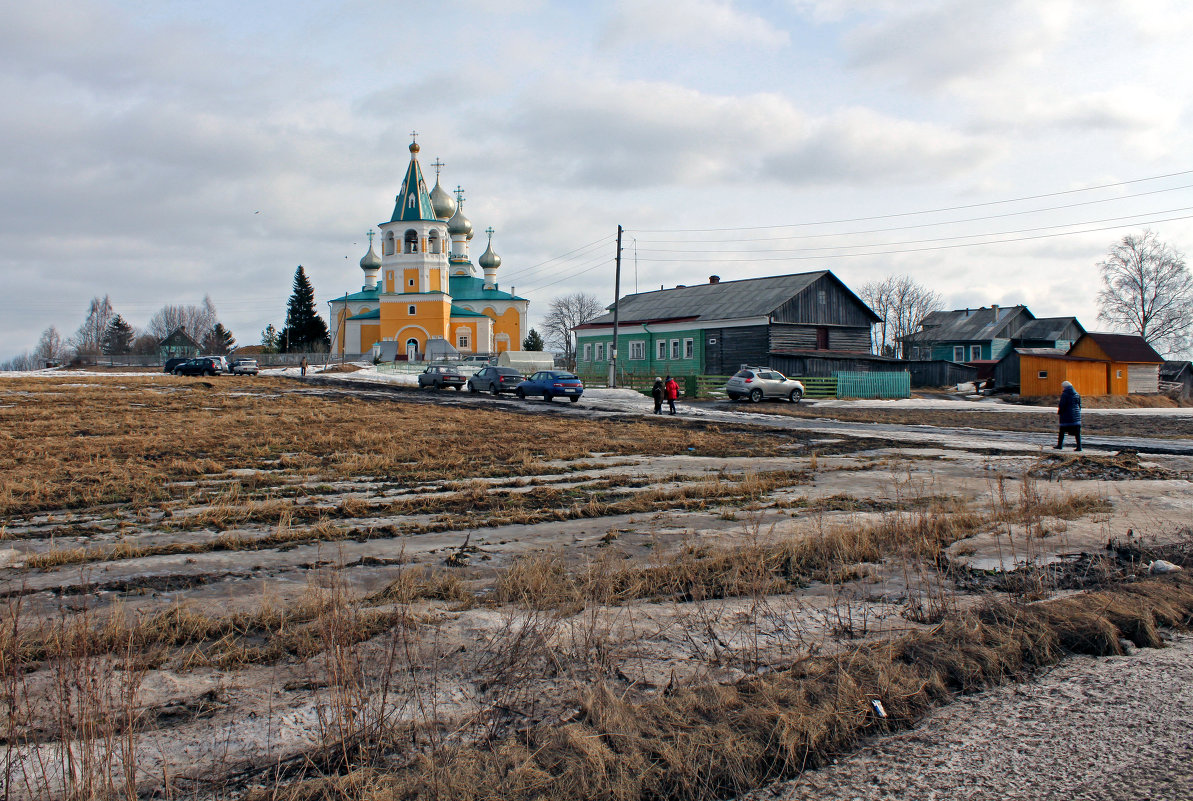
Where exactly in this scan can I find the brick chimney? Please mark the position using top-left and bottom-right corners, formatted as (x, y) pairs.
(709, 275), (720, 284)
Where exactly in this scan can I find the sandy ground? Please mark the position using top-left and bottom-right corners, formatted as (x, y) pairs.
(744, 634), (1193, 801)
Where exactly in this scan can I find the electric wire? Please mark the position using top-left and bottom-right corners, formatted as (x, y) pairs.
(630, 182), (1193, 244)
(629, 168), (1193, 233)
(633, 205), (1193, 256)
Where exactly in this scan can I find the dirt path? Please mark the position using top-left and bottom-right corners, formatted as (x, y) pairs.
(745, 635), (1193, 801)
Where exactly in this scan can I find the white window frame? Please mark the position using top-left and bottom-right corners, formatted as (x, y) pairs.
(1038, 370), (1048, 379)
(683, 338), (694, 359)
(595, 343), (604, 361)
(657, 340), (667, 360)
(953, 346), (965, 361)
(670, 339), (681, 360)
(583, 343), (592, 362)
(629, 341), (645, 360)
(607, 341), (613, 360)
(969, 345), (981, 361)
(457, 334), (470, 350)
(408, 305), (417, 315)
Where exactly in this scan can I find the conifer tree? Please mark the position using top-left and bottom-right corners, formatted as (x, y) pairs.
(261, 323), (279, 353)
(277, 266), (330, 352)
(203, 323), (236, 355)
(101, 314), (135, 355)
(522, 328), (545, 351)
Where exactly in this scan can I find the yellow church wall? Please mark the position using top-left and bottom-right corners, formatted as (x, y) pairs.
(384, 271), (394, 293)
(495, 308), (521, 351)
(403, 268), (419, 293)
(429, 270), (442, 292)
(359, 324), (380, 350)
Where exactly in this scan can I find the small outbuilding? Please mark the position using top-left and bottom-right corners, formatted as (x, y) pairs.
(1161, 361), (1193, 398)
(1067, 333), (1165, 394)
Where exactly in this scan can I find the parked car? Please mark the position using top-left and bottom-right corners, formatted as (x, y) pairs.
(458, 355), (494, 367)
(515, 371), (584, 402)
(725, 367), (804, 402)
(163, 357), (190, 374)
(230, 358), (259, 375)
(418, 365), (467, 390)
(468, 366), (523, 395)
(173, 357), (224, 377)
(201, 355), (230, 373)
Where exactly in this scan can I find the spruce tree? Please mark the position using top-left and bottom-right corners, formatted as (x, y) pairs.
(278, 266), (330, 352)
(261, 324), (279, 353)
(101, 315), (135, 355)
(522, 328), (545, 351)
(203, 323), (236, 355)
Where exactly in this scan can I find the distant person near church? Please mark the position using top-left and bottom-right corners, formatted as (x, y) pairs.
(651, 377), (664, 414)
(664, 376), (679, 415)
(300, 357), (308, 377)
(1055, 380), (1082, 451)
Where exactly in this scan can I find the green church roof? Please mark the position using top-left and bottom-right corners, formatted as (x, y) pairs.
(337, 287), (382, 302)
(448, 274), (525, 302)
(347, 309), (381, 321)
(450, 305), (487, 318)
(390, 143), (436, 223)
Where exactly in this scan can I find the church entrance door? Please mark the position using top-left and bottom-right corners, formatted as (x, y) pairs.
(406, 338), (419, 362)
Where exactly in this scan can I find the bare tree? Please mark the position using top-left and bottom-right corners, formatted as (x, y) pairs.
(71, 295), (115, 359)
(1097, 229), (1193, 357)
(147, 295), (219, 343)
(34, 326), (69, 365)
(0, 351), (39, 371)
(861, 275), (942, 358)
(542, 292), (604, 368)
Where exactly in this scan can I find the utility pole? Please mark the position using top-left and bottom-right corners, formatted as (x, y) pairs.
(609, 224), (623, 388)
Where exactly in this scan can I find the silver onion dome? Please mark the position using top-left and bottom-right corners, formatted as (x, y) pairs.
(359, 243), (382, 270)
(479, 240), (501, 269)
(430, 180), (456, 220)
(447, 201), (473, 237)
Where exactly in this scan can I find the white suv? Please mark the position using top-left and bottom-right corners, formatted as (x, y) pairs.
(725, 367), (805, 403)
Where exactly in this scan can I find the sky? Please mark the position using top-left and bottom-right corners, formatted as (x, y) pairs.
(3, 0), (1193, 359)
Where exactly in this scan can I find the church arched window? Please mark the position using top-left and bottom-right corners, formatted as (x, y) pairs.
(384, 231), (395, 256)
(404, 230), (418, 253)
(428, 231), (440, 254)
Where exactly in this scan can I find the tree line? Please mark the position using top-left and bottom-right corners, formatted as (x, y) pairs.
(2, 265), (331, 370)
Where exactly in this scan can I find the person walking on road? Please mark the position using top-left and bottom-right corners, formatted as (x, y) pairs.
(664, 375), (679, 415)
(300, 356), (308, 377)
(651, 377), (664, 414)
(1055, 380), (1082, 451)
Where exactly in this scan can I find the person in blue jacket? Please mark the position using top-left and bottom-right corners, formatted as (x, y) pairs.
(1055, 380), (1082, 451)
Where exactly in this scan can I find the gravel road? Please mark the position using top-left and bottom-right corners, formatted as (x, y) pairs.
(744, 635), (1193, 801)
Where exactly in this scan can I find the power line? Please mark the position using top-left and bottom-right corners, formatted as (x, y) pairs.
(633, 205), (1193, 257)
(633, 212), (1193, 262)
(629, 168), (1193, 233)
(631, 182), (1193, 244)
(498, 234), (616, 282)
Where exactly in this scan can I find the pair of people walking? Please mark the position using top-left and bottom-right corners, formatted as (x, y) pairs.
(651, 376), (679, 415)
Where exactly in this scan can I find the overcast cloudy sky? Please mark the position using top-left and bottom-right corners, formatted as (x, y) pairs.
(3, 0), (1193, 358)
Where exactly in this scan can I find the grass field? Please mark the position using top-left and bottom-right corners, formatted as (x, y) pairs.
(2, 376), (1191, 800)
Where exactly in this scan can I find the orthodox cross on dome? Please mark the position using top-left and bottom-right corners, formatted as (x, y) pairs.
(366, 230), (375, 246)
(454, 186), (466, 203)
(485, 226), (495, 240)
(409, 130), (418, 143)
(431, 158), (445, 179)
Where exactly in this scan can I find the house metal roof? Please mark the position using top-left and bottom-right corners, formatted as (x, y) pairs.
(911, 306), (1030, 342)
(346, 309), (380, 321)
(583, 271), (877, 327)
(1079, 332), (1165, 363)
(1015, 316), (1085, 341)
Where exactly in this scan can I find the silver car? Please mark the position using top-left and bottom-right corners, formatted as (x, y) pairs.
(725, 367), (805, 403)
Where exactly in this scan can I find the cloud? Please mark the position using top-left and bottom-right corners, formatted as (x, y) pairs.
(840, 0), (1074, 89)
(501, 78), (993, 190)
(603, 0), (789, 50)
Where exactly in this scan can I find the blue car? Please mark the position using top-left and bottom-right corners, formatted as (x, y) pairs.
(515, 371), (584, 403)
